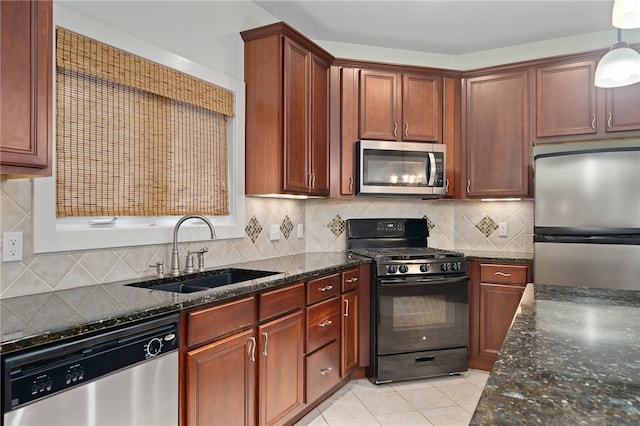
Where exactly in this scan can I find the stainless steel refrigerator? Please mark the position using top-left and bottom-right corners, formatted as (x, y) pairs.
(533, 139), (640, 291)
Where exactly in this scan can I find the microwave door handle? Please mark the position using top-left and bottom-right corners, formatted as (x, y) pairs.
(427, 153), (436, 186)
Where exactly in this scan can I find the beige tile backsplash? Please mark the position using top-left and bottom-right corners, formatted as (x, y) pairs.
(1, 178), (533, 298)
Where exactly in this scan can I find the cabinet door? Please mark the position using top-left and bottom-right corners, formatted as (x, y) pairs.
(310, 54), (330, 195)
(536, 60), (597, 137)
(478, 283), (524, 359)
(0, 0), (52, 175)
(465, 70), (530, 197)
(606, 84), (640, 133)
(186, 329), (257, 426)
(340, 290), (358, 376)
(359, 70), (401, 140)
(258, 310), (304, 426)
(402, 74), (442, 142)
(339, 67), (358, 195)
(283, 37), (310, 193)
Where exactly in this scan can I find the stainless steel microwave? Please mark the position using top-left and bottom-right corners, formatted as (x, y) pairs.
(356, 140), (446, 197)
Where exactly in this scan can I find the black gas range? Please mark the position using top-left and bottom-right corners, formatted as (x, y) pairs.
(346, 218), (469, 384)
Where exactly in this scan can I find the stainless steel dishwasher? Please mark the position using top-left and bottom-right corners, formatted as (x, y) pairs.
(2, 313), (179, 426)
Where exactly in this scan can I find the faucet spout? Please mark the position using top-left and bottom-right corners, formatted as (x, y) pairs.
(170, 215), (216, 276)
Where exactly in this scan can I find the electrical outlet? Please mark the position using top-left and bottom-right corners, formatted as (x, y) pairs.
(498, 222), (508, 237)
(297, 224), (304, 239)
(270, 225), (280, 241)
(3, 232), (23, 262)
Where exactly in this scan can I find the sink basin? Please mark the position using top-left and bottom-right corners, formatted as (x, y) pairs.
(128, 268), (280, 293)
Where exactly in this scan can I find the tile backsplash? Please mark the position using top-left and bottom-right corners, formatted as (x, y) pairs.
(1, 177), (532, 298)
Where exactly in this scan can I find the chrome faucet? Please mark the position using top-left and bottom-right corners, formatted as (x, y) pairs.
(170, 215), (216, 276)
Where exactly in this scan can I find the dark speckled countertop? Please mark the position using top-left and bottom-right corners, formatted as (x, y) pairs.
(471, 284), (640, 425)
(0, 252), (368, 354)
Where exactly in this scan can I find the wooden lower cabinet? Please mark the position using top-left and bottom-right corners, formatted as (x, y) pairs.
(182, 267), (368, 426)
(258, 310), (305, 426)
(186, 329), (257, 426)
(468, 261), (531, 371)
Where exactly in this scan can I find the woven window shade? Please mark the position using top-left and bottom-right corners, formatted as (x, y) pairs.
(55, 28), (230, 217)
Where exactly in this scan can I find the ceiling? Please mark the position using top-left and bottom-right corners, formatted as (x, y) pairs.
(254, 0), (616, 55)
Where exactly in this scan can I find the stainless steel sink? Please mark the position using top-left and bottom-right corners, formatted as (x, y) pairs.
(128, 268), (279, 293)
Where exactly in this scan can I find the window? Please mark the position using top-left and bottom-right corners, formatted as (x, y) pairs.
(33, 7), (245, 253)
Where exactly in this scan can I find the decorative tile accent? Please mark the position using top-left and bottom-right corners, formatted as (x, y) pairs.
(245, 215), (262, 243)
(327, 215), (346, 237)
(280, 215), (294, 239)
(475, 215), (498, 238)
(423, 215), (435, 232)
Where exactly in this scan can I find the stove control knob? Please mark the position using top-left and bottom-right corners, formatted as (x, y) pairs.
(441, 263), (449, 271)
(399, 265), (409, 274)
(452, 262), (460, 271)
(420, 264), (429, 272)
(387, 265), (398, 274)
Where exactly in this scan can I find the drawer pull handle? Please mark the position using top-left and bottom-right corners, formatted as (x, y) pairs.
(346, 278), (358, 283)
(249, 337), (256, 362)
(494, 272), (512, 277)
(319, 367), (333, 376)
(318, 320), (333, 328)
(319, 285), (333, 292)
(262, 332), (268, 357)
(416, 356), (435, 363)
(591, 114), (596, 130)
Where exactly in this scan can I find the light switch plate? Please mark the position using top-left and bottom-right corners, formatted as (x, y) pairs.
(270, 225), (280, 241)
(297, 224), (304, 239)
(498, 222), (508, 237)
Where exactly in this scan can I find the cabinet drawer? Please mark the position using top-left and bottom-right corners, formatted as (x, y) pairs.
(480, 263), (528, 284)
(307, 273), (340, 304)
(341, 268), (360, 292)
(259, 282), (304, 322)
(305, 340), (340, 403)
(306, 297), (341, 353)
(188, 296), (256, 347)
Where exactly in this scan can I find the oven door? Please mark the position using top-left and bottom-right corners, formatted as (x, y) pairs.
(376, 275), (468, 355)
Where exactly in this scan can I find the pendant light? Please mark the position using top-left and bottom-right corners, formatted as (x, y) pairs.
(612, 0), (640, 29)
(594, 29), (640, 88)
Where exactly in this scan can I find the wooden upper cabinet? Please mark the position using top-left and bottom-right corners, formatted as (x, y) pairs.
(464, 69), (530, 198)
(0, 0), (52, 176)
(359, 70), (442, 142)
(242, 22), (333, 197)
(402, 73), (442, 141)
(605, 84), (640, 133)
(359, 70), (400, 140)
(535, 59), (597, 138)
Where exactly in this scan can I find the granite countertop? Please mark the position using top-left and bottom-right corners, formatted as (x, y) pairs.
(0, 252), (369, 354)
(464, 250), (533, 263)
(471, 284), (640, 425)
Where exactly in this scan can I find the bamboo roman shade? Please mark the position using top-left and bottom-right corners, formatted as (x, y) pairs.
(55, 28), (233, 217)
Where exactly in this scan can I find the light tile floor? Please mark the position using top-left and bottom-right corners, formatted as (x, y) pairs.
(295, 369), (489, 426)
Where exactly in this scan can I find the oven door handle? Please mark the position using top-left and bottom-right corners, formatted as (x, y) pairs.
(379, 275), (469, 286)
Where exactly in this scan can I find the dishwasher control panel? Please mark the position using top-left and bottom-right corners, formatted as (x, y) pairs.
(2, 314), (179, 412)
